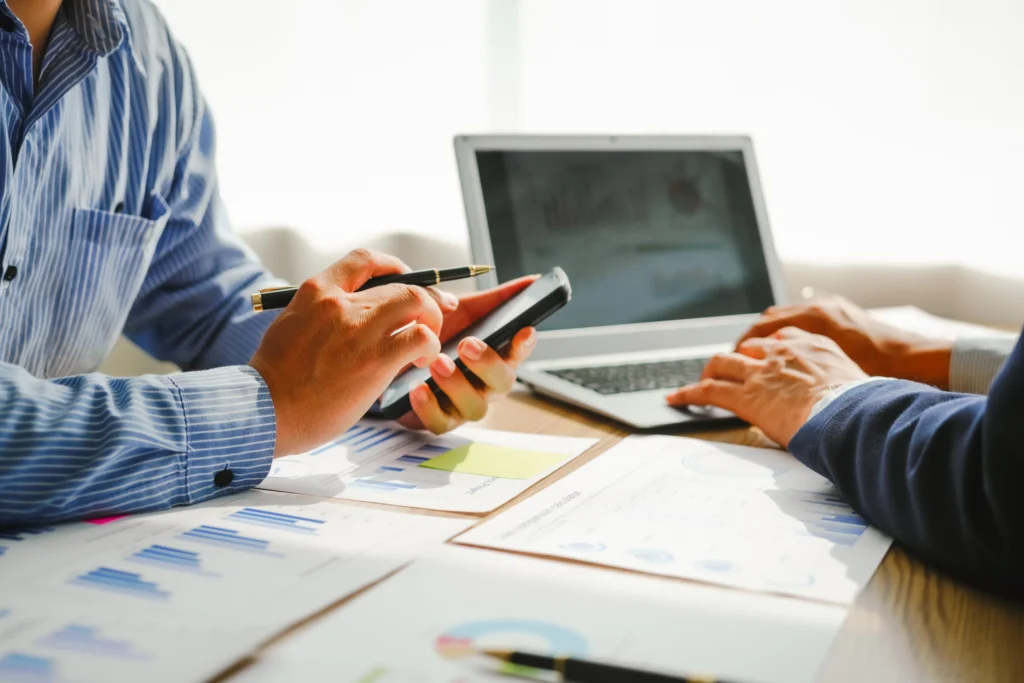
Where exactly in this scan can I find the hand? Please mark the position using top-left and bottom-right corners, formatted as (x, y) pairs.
(667, 327), (869, 447)
(738, 296), (952, 387)
(399, 276), (540, 434)
(251, 249), (458, 457)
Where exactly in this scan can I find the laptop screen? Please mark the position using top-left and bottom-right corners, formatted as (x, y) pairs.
(475, 149), (775, 331)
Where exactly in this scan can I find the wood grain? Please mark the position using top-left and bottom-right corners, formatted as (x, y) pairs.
(224, 387), (1024, 682)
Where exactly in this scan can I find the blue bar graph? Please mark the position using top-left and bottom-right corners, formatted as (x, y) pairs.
(37, 624), (149, 661)
(350, 479), (417, 491)
(127, 544), (219, 576)
(0, 526), (56, 542)
(378, 466), (403, 473)
(0, 653), (57, 682)
(349, 427), (394, 448)
(225, 507), (325, 534)
(355, 429), (402, 453)
(180, 525), (283, 557)
(810, 514), (867, 545)
(798, 491), (869, 546)
(0, 547), (6, 558)
(396, 454), (429, 465)
(70, 567), (170, 601)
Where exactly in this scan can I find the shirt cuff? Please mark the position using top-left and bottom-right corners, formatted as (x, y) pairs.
(809, 377), (896, 419)
(949, 335), (1018, 395)
(165, 365), (276, 503)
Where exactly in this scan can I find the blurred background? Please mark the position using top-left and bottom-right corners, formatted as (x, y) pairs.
(110, 0), (1024, 373)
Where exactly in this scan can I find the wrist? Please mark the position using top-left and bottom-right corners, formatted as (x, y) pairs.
(884, 339), (953, 389)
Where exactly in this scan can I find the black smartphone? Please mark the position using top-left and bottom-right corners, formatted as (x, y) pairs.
(373, 267), (572, 420)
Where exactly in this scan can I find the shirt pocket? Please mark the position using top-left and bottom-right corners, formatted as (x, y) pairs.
(45, 194), (171, 377)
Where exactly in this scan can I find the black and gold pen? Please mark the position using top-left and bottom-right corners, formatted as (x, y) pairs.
(482, 648), (726, 683)
(250, 265), (494, 312)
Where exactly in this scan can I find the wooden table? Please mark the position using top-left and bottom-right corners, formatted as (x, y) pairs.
(225, 389), (1024, 683)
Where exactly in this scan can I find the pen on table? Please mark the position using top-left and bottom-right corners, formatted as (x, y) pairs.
(250, 265), (494, 312)
(481, 648), (726, 683)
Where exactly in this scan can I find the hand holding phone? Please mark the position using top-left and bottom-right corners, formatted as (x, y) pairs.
(374, 267), (572, 419)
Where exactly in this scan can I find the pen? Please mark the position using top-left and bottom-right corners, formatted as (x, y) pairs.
(250, 265), (494, 312)
(481, 648), (726, 683)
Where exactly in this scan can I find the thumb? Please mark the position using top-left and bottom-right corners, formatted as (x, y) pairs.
(441, 275), (538, 339)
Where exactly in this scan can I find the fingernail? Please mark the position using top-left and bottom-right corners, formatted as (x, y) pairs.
(431, 354), (456, 378)
(461, 338), (486, 360)
(441, 291), (459, 309)
(523, 328), (537, 349)
(410, 385), (428, 405)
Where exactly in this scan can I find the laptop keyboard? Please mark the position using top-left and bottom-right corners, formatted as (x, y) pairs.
(547, 358), (710, 395)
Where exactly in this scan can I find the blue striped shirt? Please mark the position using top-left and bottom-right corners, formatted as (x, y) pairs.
(0, 0), (281, 525)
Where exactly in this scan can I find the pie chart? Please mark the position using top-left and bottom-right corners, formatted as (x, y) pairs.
(435, 618), (589, 661)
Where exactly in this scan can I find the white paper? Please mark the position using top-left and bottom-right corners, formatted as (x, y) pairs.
(457, 435), (893, 605)
(0, 490), (470, 683)
(257, 420), (597, 513)
(234, 545), (846, 683)
(871, 305), (1008, 339)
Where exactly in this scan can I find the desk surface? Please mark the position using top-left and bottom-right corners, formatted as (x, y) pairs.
(231, 389), (1024, 683)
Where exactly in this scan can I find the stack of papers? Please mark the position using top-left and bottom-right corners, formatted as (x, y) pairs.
(258, 420), (598, 513)
(457, 435), (893, 605)
(235, 545), (846, 683)
(0, 490), (470, 682)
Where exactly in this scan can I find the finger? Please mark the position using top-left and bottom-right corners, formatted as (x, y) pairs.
(428, 354), (490, 422)
(665, 379), (742, 409)
(325, 248), (410, 293)
(439, 275), (539, 341)
(737, 337), (778, 359)
(505, 327), (537, 367)
(736, 316), (796, 346)
(701, 352), (762, 383)
(365, 284), (445, 338)
(426, 286), (460, 314)
(388, 322), (441, 368)
(771, 326), (812, 340)
(409, 383), (462, 435)
(457, 337), (517, 397)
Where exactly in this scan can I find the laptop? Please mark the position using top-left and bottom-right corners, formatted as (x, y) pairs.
(454, 135), (787, 429)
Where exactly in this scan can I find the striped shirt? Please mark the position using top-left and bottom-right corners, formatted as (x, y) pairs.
(0, 0), (281, 525)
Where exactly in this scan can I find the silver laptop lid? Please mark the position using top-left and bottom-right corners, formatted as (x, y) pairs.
(455, 135), (787, 359)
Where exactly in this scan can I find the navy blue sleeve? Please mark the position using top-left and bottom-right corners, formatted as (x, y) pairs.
(789, 334), (1024, 600)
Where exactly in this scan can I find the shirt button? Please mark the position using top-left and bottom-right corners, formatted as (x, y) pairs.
(3, 265), (17, 281)
(213, 468), (235, 488)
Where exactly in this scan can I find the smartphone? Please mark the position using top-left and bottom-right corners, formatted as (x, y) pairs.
(373, 267), (572, 420)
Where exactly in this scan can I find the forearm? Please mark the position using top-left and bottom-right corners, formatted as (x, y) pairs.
(790, 380), (1024, 600)
(0, 363), (275, 526)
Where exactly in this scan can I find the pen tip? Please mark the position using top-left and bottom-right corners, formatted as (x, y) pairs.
(470, 265), (494, 275)
(479, 648), (513, 661)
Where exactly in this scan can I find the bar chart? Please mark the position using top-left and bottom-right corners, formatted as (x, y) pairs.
(395, 444), (449, 466)
(0, 526), (56, 542)
(70, 567), (171, 601)
(225, 508), (325, 535)
(127, 545), (219, 576)
(799, 492), (869, 546)
(348, 443), (454, 492)
(179, 525), (284, 557)
(311, 424), (404, 456)
(0, 653), (58, 683)
(37, 624), (149, 661)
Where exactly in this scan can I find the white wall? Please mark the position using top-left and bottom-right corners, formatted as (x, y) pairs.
(515, 0), (1024, 273)
(154, 0), (492, 251)
(154, 0), (1024, 273)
